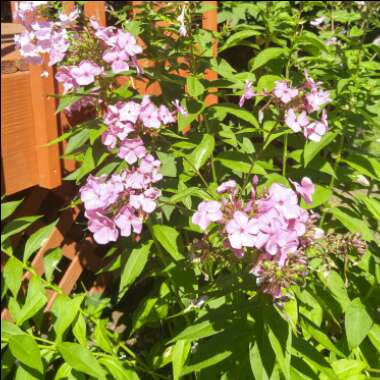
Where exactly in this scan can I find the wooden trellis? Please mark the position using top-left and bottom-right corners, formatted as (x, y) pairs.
(1, 1), (218, 321)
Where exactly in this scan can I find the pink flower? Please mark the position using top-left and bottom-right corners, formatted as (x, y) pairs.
(58, 9), (79, 25)
(305, 89), (331, 112)
(239, 80), (255, 107)
(225, 211), (259, 249)
(172, 99), (188, 116)
(192, 201), (223, 231)
(114, 206), (143, 237)
(217, 180), (237, 194)
(303, 110), (328, 142)
(129, 188), (161, 213)
(86, 210), (119, 244)
(273, 81), (299, 103)
(285, 109), (309, 132)
(158, 105), (175, 124)
(140, 97), (161, 129)
(80, 175), (123, 210)
(119, 101), (141, 124)
(70, 61), (103, 86)
(290, 177), (315, 204)
(265, 183), (300, 219)
(118, 138), (146, 164)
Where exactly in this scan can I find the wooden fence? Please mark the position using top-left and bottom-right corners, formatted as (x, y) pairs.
(1, 1), (218, 321)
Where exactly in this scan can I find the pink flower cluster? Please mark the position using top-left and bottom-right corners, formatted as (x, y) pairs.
(102, 96), (175, 162)
(278, 72), (331, 142)
(192, 176), (317, 267)
(14, 2), (77, 65)
(56, 61), (104, 92)
(240, 71), (331, 142)
(80, 155), (162, 244)
(90, 18), (143, 74)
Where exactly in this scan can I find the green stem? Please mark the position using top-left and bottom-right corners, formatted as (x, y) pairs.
(282, 134), (288, 177)
(319, 133), (345, 227)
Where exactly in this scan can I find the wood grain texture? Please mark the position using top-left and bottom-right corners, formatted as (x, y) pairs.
(1, 71), (38, 194)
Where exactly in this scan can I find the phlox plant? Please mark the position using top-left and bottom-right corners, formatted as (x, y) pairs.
(1, 1), (380, 379)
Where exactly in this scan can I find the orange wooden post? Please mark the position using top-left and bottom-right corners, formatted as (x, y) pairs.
(202, 1), (218, 106)
(84, 1), (106, 26)
(29, 59), (62, 189)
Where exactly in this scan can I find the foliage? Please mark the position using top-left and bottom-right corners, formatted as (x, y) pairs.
(1, 1), (380, 379)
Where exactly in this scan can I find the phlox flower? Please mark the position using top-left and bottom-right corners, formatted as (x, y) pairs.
(273, 81), (299, 103)
(303, 110), (328, 142)
(86, 210), (119, 244)
(118, 138), (146, 164)
(239, 80), (255, 107)
(114, 206), (143, 237)
(192, 201), (223, 231)
(70, 61), (104, 86)
(285, 109), (309, 133)
(290, 177), (315, 204)
(225, 211), (259, 250)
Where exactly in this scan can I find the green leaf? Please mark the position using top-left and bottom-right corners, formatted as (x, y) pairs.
(43, 248), (62, 282)
(118, 241), (152, 301)
(220, 30), (261, 52)
(73, 314), (87, 347)
(331, 359), (367, 378)
(95, 320), (113, 353)
(1, 215), (42, 244)
(330, 207), (373, 241)
(249, 47), (288, 71)
(1, 320), (25, 340)
(172, 340), (191, 380)
(58, 343), (107, 379)
(56, 93), (83, 114)
(355, 194), (380, 221)
(1, 199), (23, 221)
(186, 134), (215, 172)
(17, 275), (47, 326)
(157, 151), (177, 177)
(24, 220), (57, 263)
(216, 152), (266, 174)
(249, 341), (269, 380)
(213, 103), (260, 128)
(9, 334), (43, 374)
(65, 129), (89, 155)
(170, 320), (222, 342)
(303, 132), (337, 167)
(322, 271), (351, 310)
(3, 256), (23, 297)
(368, 324), (380, 352)
(181, 351), (232, 375)
(52, 294), (85, 342)
(343, 154), (380, 181)
(169, 188), (212, 203)
(301, 321), (344, 357)
(187, 76), (205, 98)
(152, 225), (184, 261)
(99, 357), (140, 380)
(345, 298), (373, 349)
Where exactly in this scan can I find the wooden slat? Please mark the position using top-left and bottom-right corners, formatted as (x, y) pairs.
(29, 60), (62, 189)
(202, 1), (218, 106)
(84, 1), (106, 26)
(1, 72), (39, 194)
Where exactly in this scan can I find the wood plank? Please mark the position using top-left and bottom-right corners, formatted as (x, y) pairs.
(1, 71), (39, 194)
(29, 59), (62, 189)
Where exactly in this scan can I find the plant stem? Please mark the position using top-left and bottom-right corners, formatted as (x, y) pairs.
(319, 133), (345, 227)
(282, 134), (288, 177)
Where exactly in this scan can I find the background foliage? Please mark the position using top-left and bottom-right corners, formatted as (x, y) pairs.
(1, 1), (380, 379)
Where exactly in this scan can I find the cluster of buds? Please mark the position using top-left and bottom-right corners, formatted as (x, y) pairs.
(251, 251), (309, 299)
(240, 71), (332, 142)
